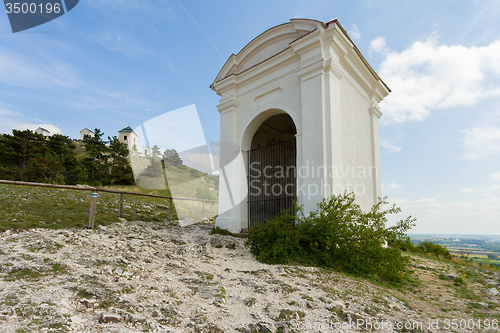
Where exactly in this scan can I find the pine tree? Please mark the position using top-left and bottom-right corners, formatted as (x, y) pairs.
(162, 149), (183, 166)
(152, 145), (160, 157)
(108, 136), (135, 185)
(0, 130), (47, 181)
(82, 128), (108, 184)
(46, 134), (85, 184)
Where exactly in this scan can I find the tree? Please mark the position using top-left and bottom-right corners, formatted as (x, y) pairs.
(82, 128), (108, 184)
(108, 136), (135, 185)
(487, 253), (499, 260)
(162, 149), (182, 166)
(46, 134), (86, 184)
(152, 145), (160, 157)
(0, 130), (47, 181)
(0, 130), (89, 184)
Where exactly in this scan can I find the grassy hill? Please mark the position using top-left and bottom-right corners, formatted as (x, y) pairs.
(129, 154), (219, 220)
(0, 177), (218, 231)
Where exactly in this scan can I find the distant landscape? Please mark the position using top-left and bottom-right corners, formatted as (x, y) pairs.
(410, 234), (500, 267)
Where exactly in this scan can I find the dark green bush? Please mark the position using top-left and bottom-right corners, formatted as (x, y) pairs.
(388, 237), (417, 252)
(246, 192), (416, 282)
(209, 226), (244, 238)
(487, 253), (499, 260)
(417, 241), (451, 259)
(210, 226), (234, 236)
(389, 238), (451, 259)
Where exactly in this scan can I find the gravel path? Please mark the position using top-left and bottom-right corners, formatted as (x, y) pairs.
(0, 220), (498, 332)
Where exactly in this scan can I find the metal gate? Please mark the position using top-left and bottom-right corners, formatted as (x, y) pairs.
(247, 138), (296, 227)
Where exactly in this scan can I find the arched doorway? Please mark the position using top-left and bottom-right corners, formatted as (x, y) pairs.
(247, 114), (297, 226)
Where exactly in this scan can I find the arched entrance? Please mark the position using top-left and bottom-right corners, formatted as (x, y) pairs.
(247, 114), (297, 226)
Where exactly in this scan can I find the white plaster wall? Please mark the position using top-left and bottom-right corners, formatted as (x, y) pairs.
(299, 73), (326, 214)
(237, 76), (302, 145)
(340, 79), (377, 211)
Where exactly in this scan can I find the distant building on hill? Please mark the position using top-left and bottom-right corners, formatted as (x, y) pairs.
(118, 125), (138, 150)
(143, 145), (152, 156)
(79, 128), (95, 140)
(35, 127), (50, 136)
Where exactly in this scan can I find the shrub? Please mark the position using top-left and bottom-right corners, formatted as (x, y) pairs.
(388, 237), (418, 253)
(487, 253), (499, 260)
(246, 192), (416, 282)
(209, 226), (244, 238)
(389, 238), (451, 259)
(417, 241), (451, 259)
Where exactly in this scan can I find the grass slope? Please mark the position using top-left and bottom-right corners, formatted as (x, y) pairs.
(0, 184), (177, 230)
(130, 155), (219, 220)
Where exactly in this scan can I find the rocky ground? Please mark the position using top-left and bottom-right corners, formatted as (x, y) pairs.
(0, 219), (499, 333)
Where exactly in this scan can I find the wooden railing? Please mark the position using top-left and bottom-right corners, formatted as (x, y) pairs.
(0, 180), (217, 228)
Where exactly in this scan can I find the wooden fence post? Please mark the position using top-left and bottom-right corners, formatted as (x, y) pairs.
(202, 200), (205, 218)
(118, 193), (124, 217)
(88, 192), (98, 229)
(168, 198), (173, 220)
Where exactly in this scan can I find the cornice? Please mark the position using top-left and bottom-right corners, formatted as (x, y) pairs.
(369, 104), (383, 119)
(212, 75), (237, 97)
(217, 99), (239, 115)
(289, 28), (322, 57)
(296, 56), (325, 81)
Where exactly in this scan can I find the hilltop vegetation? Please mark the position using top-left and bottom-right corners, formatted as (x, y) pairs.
(0, 128), (219, 202)
(0, 129), (133, 186)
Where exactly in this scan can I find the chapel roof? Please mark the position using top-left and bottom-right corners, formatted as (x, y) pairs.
(119, 126), (134, 133)
(211, 18), (389, 92)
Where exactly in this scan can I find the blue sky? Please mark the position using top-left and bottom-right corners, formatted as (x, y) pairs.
(1, 0), (500, 234)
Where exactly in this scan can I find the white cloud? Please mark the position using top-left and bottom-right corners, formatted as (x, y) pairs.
(0, 49), (80, 89)
(0, 106), (62, 136)
(369, 36), (389, 55)
(450, 202), (474, 208)
(461, 126), (500, 160)
(388, 195), (500, 234)
(380, 141), (401, 153)
(415, 198), (441, 207)
(347, 24), (360, 40)
(492, 184), (500, 190)
(0, 108), (23, 118)
(460, 188), (475, 193)
(388, 182), (401, 188)
(18, 123), (62, 135)
(491, 172), (500, 181)
(373, 36), (500, 123)
(392, 198), (408, 205)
